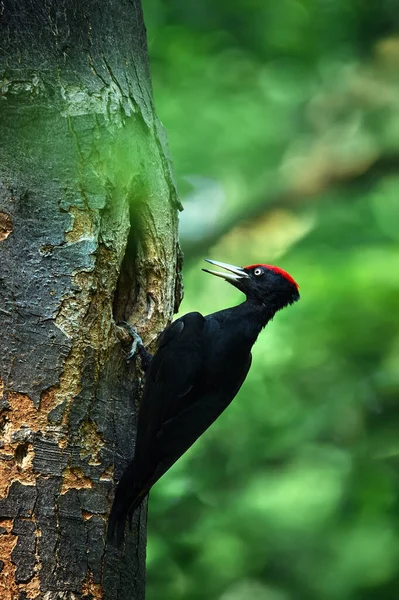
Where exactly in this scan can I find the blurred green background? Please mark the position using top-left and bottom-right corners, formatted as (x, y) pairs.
(142, 1), (399, 598)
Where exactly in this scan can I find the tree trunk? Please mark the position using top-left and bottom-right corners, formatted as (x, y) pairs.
(0, 1), (182, 598)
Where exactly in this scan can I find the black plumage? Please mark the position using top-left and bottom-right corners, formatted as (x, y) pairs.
(108, 259), (300, 545)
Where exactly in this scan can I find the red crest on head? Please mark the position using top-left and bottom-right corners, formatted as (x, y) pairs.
(244, 264), (299, 289)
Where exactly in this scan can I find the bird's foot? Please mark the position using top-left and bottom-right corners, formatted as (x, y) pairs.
(118, 321), (144, 360)
(117, 322), (153, 371)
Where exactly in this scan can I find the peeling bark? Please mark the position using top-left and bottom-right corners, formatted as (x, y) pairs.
(0, 1), (182, 598)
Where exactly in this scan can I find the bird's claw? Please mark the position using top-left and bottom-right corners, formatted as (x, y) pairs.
(118, 322), (144, 361)
(126, 336), (143, 361)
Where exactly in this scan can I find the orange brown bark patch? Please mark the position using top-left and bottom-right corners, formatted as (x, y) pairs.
(99, 465), (114, 481)
(60, 467), (93, 494)
(0, 391), (42, 497)
(0, 447), (36, 498)
(17, 575), (41, 599)
(6, 392), (48, 432)
(82, 569), (103, 599)
(39, 387), (65, 423)
(0, 211), (13, 242)
(82, 511), (93, 520)
(0, 521), (18, 600)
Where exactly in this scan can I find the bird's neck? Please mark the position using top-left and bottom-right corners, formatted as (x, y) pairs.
(229, 299), (276, 344)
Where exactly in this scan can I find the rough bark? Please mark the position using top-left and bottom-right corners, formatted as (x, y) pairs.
(0, 1), (182, 598)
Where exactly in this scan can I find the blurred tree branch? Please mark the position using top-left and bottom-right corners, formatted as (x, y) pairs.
(181, 153), (399, 260)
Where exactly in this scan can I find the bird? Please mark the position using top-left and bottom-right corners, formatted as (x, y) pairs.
(107, 259), (300, 545)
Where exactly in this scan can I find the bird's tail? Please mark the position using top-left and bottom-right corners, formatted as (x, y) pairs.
(106, 464), (148, 547)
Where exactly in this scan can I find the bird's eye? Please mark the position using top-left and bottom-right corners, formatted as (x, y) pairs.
(254, 268), (263, 276)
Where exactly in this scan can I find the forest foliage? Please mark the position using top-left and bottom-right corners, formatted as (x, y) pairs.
(142, 1), (399, 598)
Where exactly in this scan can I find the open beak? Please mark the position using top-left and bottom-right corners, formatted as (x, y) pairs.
(202, 259), (250, 283)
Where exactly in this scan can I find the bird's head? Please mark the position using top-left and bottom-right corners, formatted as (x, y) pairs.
(203, 259), (300, 310)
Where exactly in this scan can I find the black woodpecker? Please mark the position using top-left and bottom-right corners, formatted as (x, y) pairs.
(108, 259), (300, 545)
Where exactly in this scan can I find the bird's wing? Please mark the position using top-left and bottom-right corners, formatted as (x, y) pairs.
(107, 315), (252, 546)
(139, 311), (207, 431)
(107, 312), (207, 545)
(153, 351), (252, 471)
(137, 314), (254, 473)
